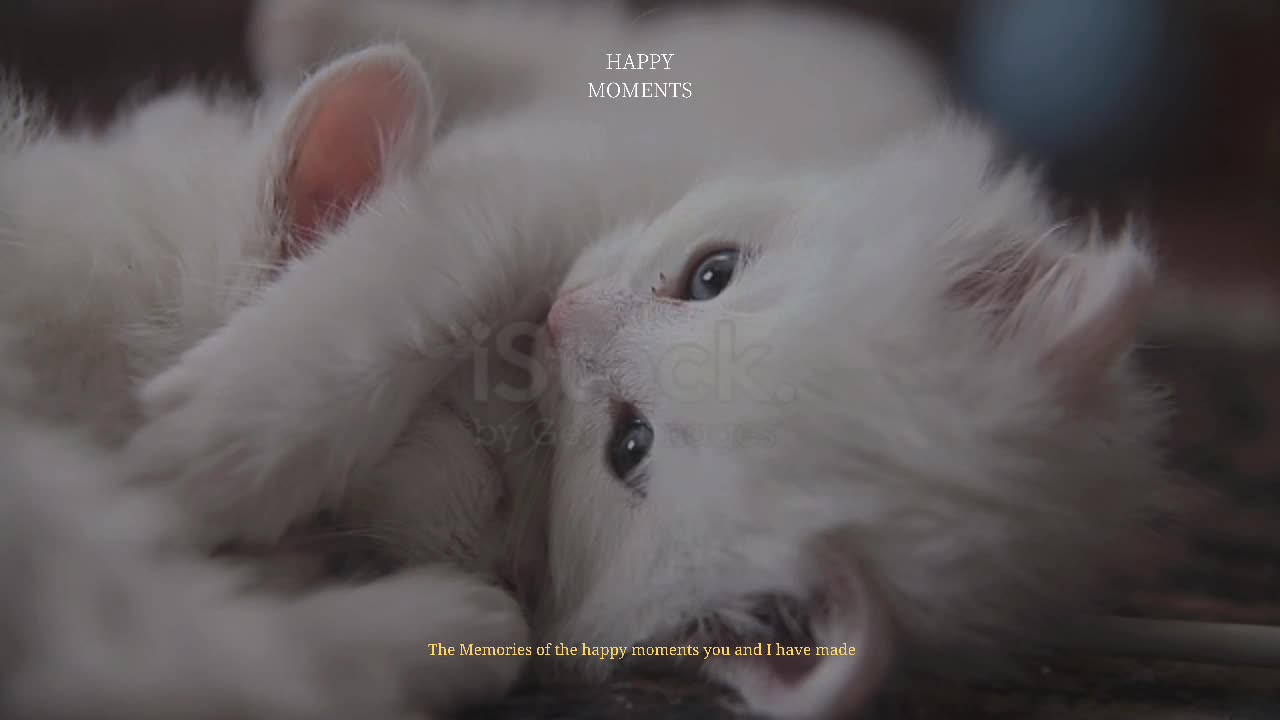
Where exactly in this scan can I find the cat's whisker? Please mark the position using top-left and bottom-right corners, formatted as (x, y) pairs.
(227, 258), (285, 275)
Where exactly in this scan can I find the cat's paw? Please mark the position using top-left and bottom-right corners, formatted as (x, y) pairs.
(299, 566), (531, 713)
(125, 324), (337, 544)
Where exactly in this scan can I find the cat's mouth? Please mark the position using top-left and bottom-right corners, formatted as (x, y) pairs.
(643, 593), (822, 680)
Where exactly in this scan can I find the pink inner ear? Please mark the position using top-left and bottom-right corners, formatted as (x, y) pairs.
(949, 235), (1155, 396)
(283, 64), (426, 257)
(949, 247), (1052, 342)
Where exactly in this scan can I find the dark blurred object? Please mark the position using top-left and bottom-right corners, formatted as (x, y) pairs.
(2, 0), (1275, 196)
(0, 0), (255, 125)
(954, 0), (1206, 193)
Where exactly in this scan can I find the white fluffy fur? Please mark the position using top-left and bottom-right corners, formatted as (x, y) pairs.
(0, 344), (527, 719)
(0, 45), (510, 568)
(0, 50), (529, 719)
(1, 1), (1173, 717)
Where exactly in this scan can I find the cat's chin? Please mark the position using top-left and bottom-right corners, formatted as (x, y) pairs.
(544, 593), (823, 681)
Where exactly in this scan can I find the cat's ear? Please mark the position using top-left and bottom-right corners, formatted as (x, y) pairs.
(266, 43), (435, 260)
(949, 224), (1155, 396)
(704, 552), (897, 719)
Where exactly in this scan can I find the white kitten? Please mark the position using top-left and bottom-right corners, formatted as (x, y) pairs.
(539, 126), (1168, 716)
(122, 1), (1170, 718)
(0, 51), (528, 717)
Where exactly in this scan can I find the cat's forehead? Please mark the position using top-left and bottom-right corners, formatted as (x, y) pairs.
(643, 176), (833, 259)
(565, 175), (822, 290)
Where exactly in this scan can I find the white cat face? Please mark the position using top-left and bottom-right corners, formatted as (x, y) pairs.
(539, 123), (1166, 715)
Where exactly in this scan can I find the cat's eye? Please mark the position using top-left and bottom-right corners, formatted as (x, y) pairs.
(681, 248), (740, 301)
(607, 404), (653, 493)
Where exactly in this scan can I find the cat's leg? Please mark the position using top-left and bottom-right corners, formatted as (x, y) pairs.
(7, 562), (529, 720)
(0, 409), (528, 719)
(285, 565), (531, 716)
(251, 0), (623, 127)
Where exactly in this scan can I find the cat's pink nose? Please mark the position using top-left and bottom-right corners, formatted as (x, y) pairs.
(547, 286), (612, 349)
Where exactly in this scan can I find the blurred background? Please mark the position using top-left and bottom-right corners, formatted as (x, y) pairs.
(1, 0), (1277, 313)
